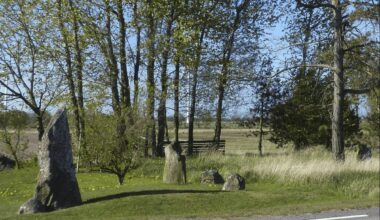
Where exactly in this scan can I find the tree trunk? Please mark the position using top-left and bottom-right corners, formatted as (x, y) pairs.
(12, 129), (21, 169)
(133, 1), (141, 110)
(37, 114), (44, 141)
(174, 59), (180, 143)
(165, 120), (170, 142)
(117, 173), (125, 185)
(70, 1), (86, 154)
(300, 9), (313, 79)
(146, 0), (157, 156)
(70, 0), (86, 147)
(188, 30), (205, 155)
(213, 1), (248, 145)
(117, 0), (131, 109)
(157, 10), (174, 157)
(214, 75), (226, 145)
(58, 0), (81, 142)
(331, 0), (345, 161)
(67, 0), (86, 171)
(214, 46), (232, 145)
(105, 0), (121, 115)
(258, 98), (264, 156)
(105, 0), (127, 157)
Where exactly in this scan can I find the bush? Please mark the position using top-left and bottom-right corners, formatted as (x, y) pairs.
(83, 109), (147, 185)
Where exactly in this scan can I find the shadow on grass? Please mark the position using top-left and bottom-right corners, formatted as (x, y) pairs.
(84, 189), (220, 205)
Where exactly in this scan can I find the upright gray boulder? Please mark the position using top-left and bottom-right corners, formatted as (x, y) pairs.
(163, 143), (186, 184)
(357, 144), (372, 161)
(19, 109), (81, 214)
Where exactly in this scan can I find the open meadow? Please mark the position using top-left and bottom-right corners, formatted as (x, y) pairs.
(0, 129), (379, 219)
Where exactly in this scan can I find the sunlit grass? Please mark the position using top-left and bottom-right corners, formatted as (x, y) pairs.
(0, 146), (379, 219)
(1, 129), (379, 219)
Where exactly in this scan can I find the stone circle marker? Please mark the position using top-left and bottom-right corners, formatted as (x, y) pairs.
(163, 142), (186, 184)
(19, 109), (82, 214)
(222, 174), (245, 191)
(357, 144), (372, 161)
(200, 169), (224, 184)
(0, 153), (15, 171)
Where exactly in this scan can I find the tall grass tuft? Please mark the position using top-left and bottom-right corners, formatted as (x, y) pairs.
(187, 148), (379, 197)
(134, 147), (379, 198)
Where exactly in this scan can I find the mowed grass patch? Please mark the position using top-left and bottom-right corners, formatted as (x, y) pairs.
(0, 169), (377, 220)
(1, 147), (379, 220)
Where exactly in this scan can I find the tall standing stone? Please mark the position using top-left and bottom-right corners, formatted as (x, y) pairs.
(19, 109), (82, 214)
(163, 143), (186, 184)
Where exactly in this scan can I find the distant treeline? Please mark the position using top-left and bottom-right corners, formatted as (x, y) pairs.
(0, 110), (51, 129)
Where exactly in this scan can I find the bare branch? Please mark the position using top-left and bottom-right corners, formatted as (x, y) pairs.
(345, 88), (370, 94)
(272, 64), (334, 78)
(344, 41), (380, 53)
(345, 78), (380, 95)
(296, 0), (337, 10)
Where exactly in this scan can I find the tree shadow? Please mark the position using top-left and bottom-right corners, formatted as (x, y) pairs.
(84, 189), (220, 205)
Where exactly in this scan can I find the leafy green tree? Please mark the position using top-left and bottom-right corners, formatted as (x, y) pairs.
(270, 68), (360, 150)
(250, 58), (283, 156)
(85, 110), (146, 185)
(0, 0), (64, 140)
(295, 0), (379, 161)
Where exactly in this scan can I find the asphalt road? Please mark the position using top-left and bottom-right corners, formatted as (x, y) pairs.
(183, 207), (380, 220)
(250, 207), (379, 220)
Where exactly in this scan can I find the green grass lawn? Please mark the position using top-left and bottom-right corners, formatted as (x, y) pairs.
(1, 129), (379, 219)
(1, 150), (379, 220)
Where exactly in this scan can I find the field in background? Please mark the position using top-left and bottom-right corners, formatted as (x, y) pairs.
(0, 128), (278, 158)
(174, 128), (278, 155)
(0, 130), (39, 160)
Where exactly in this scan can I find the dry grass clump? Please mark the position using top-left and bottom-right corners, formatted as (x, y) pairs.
(134, 147), (379, 197)
(248, 148), (379, 183)
(190, 147), (379, 197)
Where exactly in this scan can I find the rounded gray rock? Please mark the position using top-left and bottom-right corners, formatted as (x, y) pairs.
(200, 169), (224, 184)
(0, 153), (15, 171)
(222, 174), (245, 191)
(19, 198), (47, 214)
(357, 144), (372, 161)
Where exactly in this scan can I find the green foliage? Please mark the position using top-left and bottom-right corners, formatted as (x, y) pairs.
(269, 69), (360, 150)
(0, 110), (30, 129)
(83, 109), (146, 184)
(0, 110), (30, 169)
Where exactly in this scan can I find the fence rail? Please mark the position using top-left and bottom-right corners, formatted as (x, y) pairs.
(163, 140), (226, 155)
